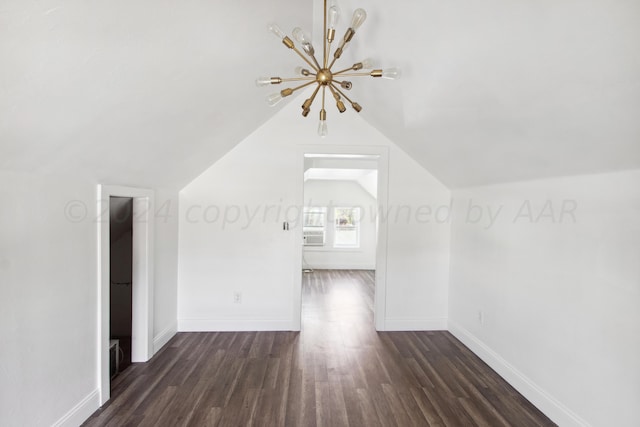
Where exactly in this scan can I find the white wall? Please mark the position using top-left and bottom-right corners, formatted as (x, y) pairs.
(448, 170), (640, 427)
(0, 171), (179, 427)
(0, 173), (98, 427)
(152, 189), (180, 351)
(178, 98), (451, 332)
(303, 179), (376, 270)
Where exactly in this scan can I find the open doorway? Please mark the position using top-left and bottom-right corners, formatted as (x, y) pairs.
(296, 150), (389, 331)
(109, 197), (133, 380)
(97, 185), (154, 406)
(302, 156), (378, 271)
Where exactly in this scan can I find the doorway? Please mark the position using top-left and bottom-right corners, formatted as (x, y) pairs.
(293, 147), (389, 332)
(97, 185), (154, 405)
(302, 156), (378, 270)
(109, 197), (133, 377)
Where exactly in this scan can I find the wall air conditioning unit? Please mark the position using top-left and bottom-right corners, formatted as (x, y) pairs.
(303, 230), (325, 246)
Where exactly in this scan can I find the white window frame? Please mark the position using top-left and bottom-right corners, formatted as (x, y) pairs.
(333, 206), (360, 248)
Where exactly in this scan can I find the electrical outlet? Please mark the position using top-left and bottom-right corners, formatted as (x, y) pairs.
(233, 292), (242, 304)
(478, 310), (484, 325)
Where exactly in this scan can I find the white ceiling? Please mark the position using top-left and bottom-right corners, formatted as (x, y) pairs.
(350, 0), (640, 187)
(304, 168), (378, 199)
(305, 168), (373, 180)
(0, 0), (311, 188)
(2, 0), (639, 188)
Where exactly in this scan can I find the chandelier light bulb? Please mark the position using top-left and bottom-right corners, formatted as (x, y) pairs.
(266, 92), (284, 107)
(328, 5), (340, 29)
(382, 68), (401, 80)
(256, 77), (272, 87)
(268, 23), (286, 40)
(318, 119), (328, 137)
(350, 9), (367, 31)
(292, 27), (315, 55)
(361, 58), (375, 69)
(292, 27), (312, 46)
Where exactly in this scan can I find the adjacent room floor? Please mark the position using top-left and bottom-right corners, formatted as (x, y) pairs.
(83, 269), (555, 426)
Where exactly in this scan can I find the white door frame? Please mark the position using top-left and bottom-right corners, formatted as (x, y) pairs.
(294, 145), (389, 331)
(97, 185), (155, 405)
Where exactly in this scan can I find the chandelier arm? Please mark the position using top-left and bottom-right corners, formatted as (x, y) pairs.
(322, 86), (326, 111)
(331, 83), (362, 112)
(330, 83), (358, 106)
(329, 84), (344, 108)
(325, 39), (334, 70)
(328, 27), (356, 70)
(324, 48), (330, 70)
(310, 53), (323, 71)
(330, 83), (351, 103)
(302, 83), (322, 117)
(332, 79), (350, 87)
(327, 48), (348, 70)
(292, 47), (320, 72)
(328, 84), (345, 113)
(334, 72), (370, 77)
(328, 56), (339, 71)
(328, 84), (340, 99)
(288, 80), (318, 94)
(308, 84), (322, 105)
(333, 66), (357, 76)
(280, 77), (317, 83)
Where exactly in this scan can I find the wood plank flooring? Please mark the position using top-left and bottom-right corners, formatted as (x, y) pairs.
(83, 269), (555, 426)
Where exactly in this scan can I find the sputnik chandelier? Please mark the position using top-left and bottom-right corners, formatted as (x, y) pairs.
(256, 0), (400, 137)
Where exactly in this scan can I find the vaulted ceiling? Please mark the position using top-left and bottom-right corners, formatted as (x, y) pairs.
(2, 0), (639, 189)
(0, 0), (312, 188)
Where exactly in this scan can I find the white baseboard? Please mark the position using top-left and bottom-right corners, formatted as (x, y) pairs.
(178, 318), (294, 332)
(52, 389), (100, 427)
(448, 321), (591, 427)
(153, 321), (177, 354)
(385, 317), (448, 331)
(303, 264), (376, 270)
(178, 317), (446, 332)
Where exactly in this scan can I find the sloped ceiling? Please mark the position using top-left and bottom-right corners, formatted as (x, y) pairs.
(1, 0), (639, 189)
(0, 0), (311, 188)
(348, 0), (640, 187)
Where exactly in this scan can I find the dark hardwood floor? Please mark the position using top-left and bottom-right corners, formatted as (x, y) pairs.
(83, 269), (555, 426)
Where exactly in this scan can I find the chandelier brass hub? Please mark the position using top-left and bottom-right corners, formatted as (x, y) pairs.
(316, 69), (333, 85)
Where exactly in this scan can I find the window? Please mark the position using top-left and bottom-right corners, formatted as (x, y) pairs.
(333, 207), (360, 248)
(303, 207), (327, 246)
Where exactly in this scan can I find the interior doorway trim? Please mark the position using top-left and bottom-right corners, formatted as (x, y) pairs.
(294, 145), (389, 331)
(97, 185), (155, 405)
